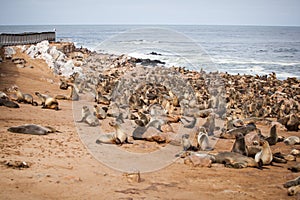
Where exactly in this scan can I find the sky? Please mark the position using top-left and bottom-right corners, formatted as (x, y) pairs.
(0, 0), (300, 26)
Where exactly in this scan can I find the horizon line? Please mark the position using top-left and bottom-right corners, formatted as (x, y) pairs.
(1, 23), (300, 28)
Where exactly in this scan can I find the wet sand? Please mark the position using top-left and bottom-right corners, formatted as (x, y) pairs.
(0, 48), (299, 200)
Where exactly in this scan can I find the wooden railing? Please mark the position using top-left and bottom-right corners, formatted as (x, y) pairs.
(0, 31), (55, 46)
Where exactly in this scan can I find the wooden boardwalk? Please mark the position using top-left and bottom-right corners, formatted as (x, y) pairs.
(0, 31), (55, 47)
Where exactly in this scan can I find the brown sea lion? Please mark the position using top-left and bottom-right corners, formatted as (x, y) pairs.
(77, 106), (100, 126)
(8, 124), (59, 135)
(13, 87), (37, 106)
(255, 141), (273, 169)
(231, 133), (248, 156)
(35, 92), (59, 110)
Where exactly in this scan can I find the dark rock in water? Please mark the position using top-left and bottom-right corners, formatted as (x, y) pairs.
(136, 58), (165, 66)
(0, 99), (19, 108)
(149, 51), (162, 56)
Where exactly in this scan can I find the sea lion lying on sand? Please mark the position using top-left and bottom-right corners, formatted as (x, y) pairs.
(8, 124), (59, 135)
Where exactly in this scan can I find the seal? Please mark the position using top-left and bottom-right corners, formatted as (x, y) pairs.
(182, 134), (192, 151)
(255, 140), (273, 169)
(77, 106), (100, 126)
(212, 152), (257, 169)
(284, 176), (300, 188)
(96, 133), (116, 144)
(265, 124), (278, 145)
(180, 116), (197, 129)
(7, 124), (59, 135)
(93, 105), (107, 119)
(284, 136), (300, 145)
(35, 92), (59, 110)
(197, 128), (213, 151)
(288, 163), (300, 172)
(13, 87), (37, 106)
(181, 134), (198, 151)
(231, 133), (248, 156)
(0, 91), (9, 100)
(203, 113), (215, 136)
(288, 185), (300, 196)
(112, 123), (132, 145)
(0, 99), (19, 108)
(56, 83), (79, 101)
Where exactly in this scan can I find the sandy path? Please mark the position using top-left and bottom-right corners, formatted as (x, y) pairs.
(0, 51), (299, 200)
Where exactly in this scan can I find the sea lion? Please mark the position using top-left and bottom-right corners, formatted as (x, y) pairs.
(226, 118), (244, 130)
(231, 133), (248, 156)
(77, 106), (100, 126)
(13, 87), (37, 106)
(35, 92), (59, 110)
(112, 123), (132, 145)
(203, 113), (215, 136)
(55, 83), (79, 101)
(93, 105), (107, 119)
(284, 176), (300, 188)
(95, 91), (110, 105)
(221, 122), (257, 139)
(181, 134), (198, 151)
(284, 136), (300, 145)
(288, 185), (300, 196)
(96, 133), (116, 144)
(180, 116), (197, 129)
(288, 163), (300, 172)
(134, 111), (149, 127)
(255, 141), (273, 169)
(197, 129), (213, 151)
(0, 91), (9, 100)
(182, 134), (192, 151)
(7, 124), (59, 135)
(265, 124), (278, 145)
(291, 149), (300, 157)
(0, 99), (19, 108)
(212, 152), (257, 169)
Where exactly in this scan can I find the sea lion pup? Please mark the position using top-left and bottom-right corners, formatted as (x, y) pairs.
(0, 99), (19, 108)
(212, 152), (257, 169)
(13, 87), (37, 106)
(7, 124), (59, 135)
(255, 140), (273, 169)
(284, 176), (300, 188)
(203, 113), (215, 136)
(35, 92), (59, 110)
(265, 124), (278, 145)
(197, 128), (213, 151)
(182, 134), (198, 151)
(77, 106), (100, 126)
(284, 136), (300, 145)
(55, 83), (79, 101)
(180, 116), (197, 129)
(111, 123), (132, 145)
(93, 105), (107, 119)
(231, 133), (248, 156)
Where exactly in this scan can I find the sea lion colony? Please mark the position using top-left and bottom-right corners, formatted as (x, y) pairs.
(2, 44), (300, 196)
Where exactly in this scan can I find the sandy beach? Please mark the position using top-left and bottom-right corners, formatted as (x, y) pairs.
(0, 42), (300, 200)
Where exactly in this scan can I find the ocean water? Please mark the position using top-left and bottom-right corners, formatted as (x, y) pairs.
(1, 25), (300, 79)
